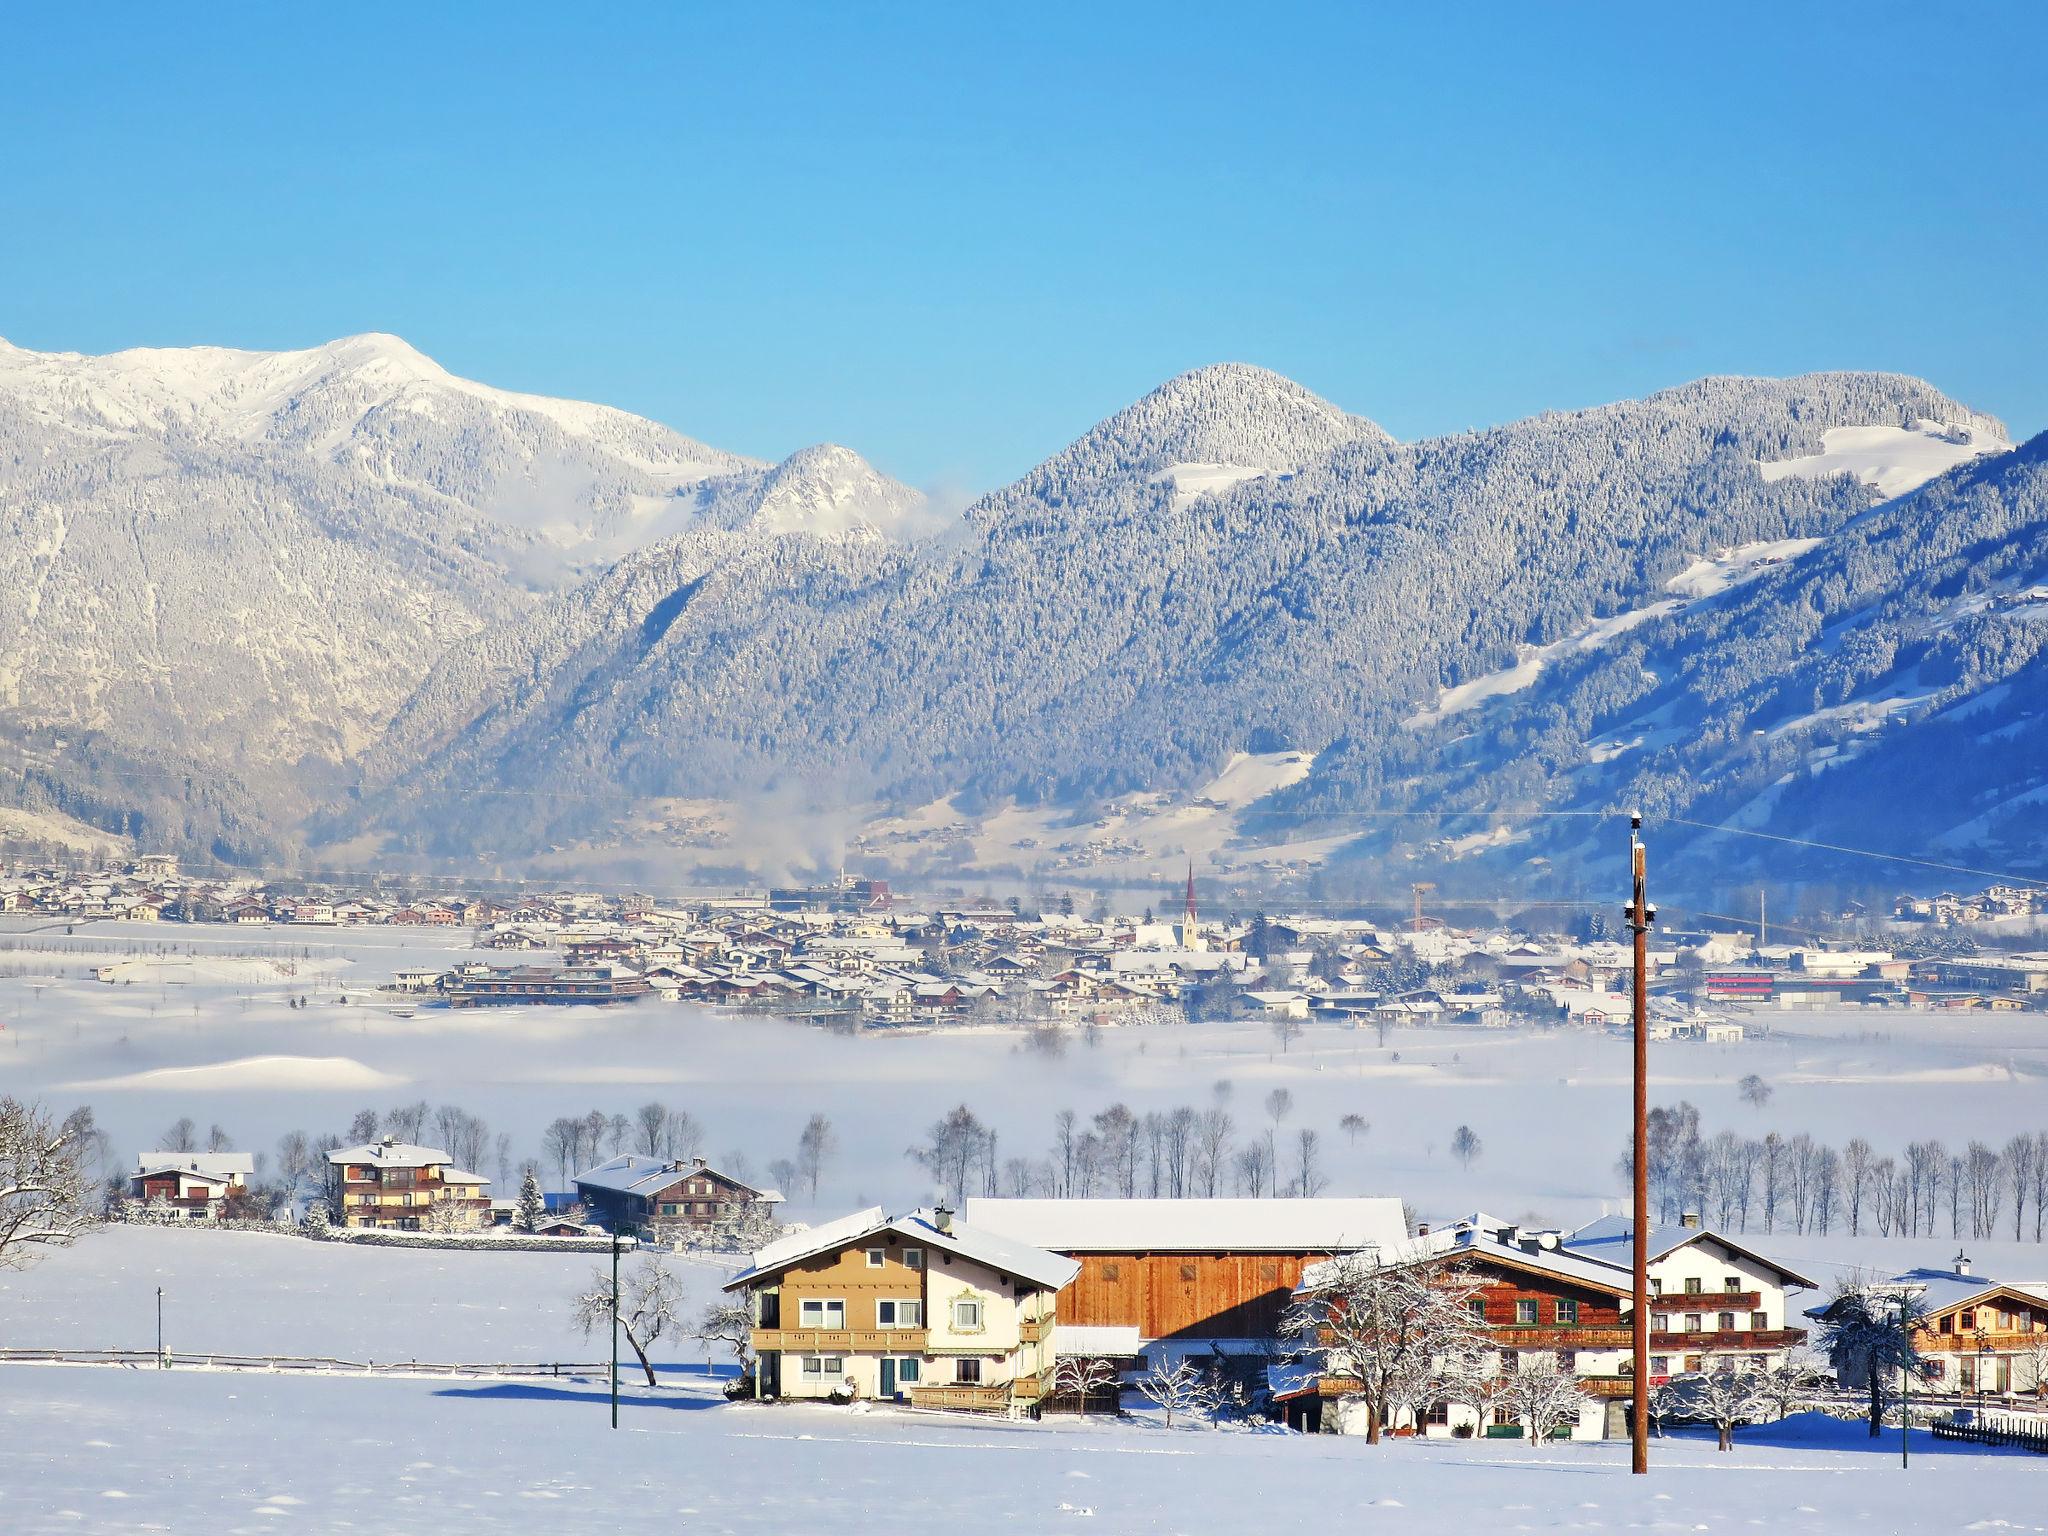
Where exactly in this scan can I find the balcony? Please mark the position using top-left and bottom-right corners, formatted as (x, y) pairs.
(1649, 1328), (1803, 1351)
(753, 1328), (927, 1353)
(909, 1374), (1045, 1414)
(1496, 1326), (1634, 1348)
(1019, 1317), (1049, 1344)
(1656, 1291), (1762, 1311)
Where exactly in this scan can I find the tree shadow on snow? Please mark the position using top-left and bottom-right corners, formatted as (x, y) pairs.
(432, 1380), (722, 1412)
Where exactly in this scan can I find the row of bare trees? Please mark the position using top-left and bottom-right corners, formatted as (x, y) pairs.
(1626, 1101), (2048, 1240)
(907, 1090), (1363, 1207)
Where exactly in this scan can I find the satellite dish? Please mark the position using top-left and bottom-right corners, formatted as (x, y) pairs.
(1538, 1232), (1559, 1250)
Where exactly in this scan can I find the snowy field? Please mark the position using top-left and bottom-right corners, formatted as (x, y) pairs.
(5, 918), (2048, 1530)
(2, 1363), (2042, 1536)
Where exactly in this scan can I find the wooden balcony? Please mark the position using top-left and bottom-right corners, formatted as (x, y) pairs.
(1649, 1328), (1804, 1351)
(909, 1384), (1012, 1413)
(1019, 1316), (1049, 1344)
(1657, 1291), (1761, 1310)
(1580, 1376), (1637, 1399)
(753, 1328), (927, 1353)
(909, 1374), (1046, 1414)
(1497, 1326), (1634, 1348)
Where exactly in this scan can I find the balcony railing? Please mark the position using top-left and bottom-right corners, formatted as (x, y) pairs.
(1649, 1328), (1804, 1351)
(753, 1328), (928, 1353)
(1495, 1326), (1634, 1348)
(1019, 1317), (1049, 1344)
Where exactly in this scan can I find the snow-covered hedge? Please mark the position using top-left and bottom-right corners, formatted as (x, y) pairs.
(311, 1227), (623, 1253)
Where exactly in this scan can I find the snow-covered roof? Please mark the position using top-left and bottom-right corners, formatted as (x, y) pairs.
(1561, 1215), (1819, 1290)
(132, 1151), (254, 1178)
(1299, 1212), (1630, 1295)
(325, 1140), (455, 1169)
(725, 1207), (1080, 1293)
(571, 1153), (781, 1203)
(1052, 1324), (1145, 1357)
(964, 1197), (1407, 1254)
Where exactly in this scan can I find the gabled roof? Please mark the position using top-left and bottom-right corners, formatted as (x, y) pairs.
(1561, 1215), (1819, 1290)
(325, 1141), (455, 1169)
(133, 1151), (254, 1178)
(1299, 1212), (1631, 1296)
(1825, 1267), (2048, 1320)
(963, 1197), (1406, 1254)
(724, 1207), (1080, 1293)
(571, 1153), (782, 1204)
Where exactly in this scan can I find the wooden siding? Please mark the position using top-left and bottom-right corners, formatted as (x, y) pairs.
(1061, 1252), (1308, 1340)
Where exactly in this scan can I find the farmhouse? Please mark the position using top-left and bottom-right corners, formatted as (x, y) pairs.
(723, 1205), (1076, 1411)
(129, 1151), (255, 1218)
(963, 1196), (1406, 1352)
(1273, 1213), (1639, 1439)
(572, 1154), (783, 1238)
(323, 1138), (491, 1230)
(1560, 1214), (1815, 1377)
(1810, 1254), (2048, 1399)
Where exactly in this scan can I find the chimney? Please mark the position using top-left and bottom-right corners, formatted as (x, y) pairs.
(691, 1156), (707, 1169)
(1680, 1210), (1700, 1229)
(934, 1204), (954, 1234)
(1955, 1250), (1971, 1276)
(1416, 1223), (1430, 1237)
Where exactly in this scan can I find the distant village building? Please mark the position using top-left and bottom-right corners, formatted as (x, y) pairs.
(128, 1151), (255, 1219)
(572, 1154), (783, 1238)
(323, 1138), (490, 1230)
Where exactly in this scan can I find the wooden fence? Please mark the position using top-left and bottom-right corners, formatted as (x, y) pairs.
(1931, 1414), (2048, 1455)
(0, 1347), (608, 1379)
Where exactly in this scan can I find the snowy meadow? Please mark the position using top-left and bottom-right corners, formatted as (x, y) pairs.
(4, 918), (2048, 1533)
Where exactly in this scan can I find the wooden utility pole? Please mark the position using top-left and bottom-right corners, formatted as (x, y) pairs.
(1627, 813), (1655, 1475)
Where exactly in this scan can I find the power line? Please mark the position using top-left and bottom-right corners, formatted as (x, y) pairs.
(1658, 816), (2048, 891)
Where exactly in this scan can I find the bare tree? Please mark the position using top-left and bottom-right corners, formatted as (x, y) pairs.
(1496, 1356), (1589, 1445)
(1135, 1357), (1212, 1429)
(1842, 1137), (1874, 1236)
(1450, 1125), (1482, 1171)
(2005, 1134), (2039, 1243)
(1339, 1114), (1370, 1146)
(206, 1124), (234, 1153)
(572, 1254), (686, 1387)
(346, 1108), (380, 1143)
(159, 1117), (197, 1153)
(543, 1118), (580, 1191)
(695, 1298), (755, 1375)
(1193, 1108), (1233, 1197)
(796, 1114), (836, 1200)
(1, 1099), (102, 1270)
(1050, 1354), (1120, 1415)
(1738, 1074), (1773, 1109)
(1279, 1250), (1486, 1444)
(635, 1101), (671, 1157)
(1294, 1128), (1328, 1198)
(1681, 1365), (1768, 1451)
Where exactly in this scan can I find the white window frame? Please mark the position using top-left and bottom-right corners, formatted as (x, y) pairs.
(800, 1355), (845, 1378)
(951, 1298), (983, 1331)
(877, 1299), (923, 1329)
(904, 1248), (924, 1270)
(866, 1247), (886, 1268)
(798, 1298), (846, 1330)
(955, 1357), (983, 1385)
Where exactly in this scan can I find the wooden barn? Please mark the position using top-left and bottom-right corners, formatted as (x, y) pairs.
(963, 1197), (1407, 1345)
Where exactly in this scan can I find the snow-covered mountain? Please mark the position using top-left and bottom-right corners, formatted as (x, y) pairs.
(346, 365), (2022, 889)
(0, 333), (918, 857)
(4, 329), (2032, 889)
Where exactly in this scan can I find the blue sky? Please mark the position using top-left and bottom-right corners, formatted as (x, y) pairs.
(5, 4), (2043, 491)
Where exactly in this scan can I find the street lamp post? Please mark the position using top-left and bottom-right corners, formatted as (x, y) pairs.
(610, 1234), (624, 1429)
(156, 1286), (164, 1369)
(1895, 1300), (1911, 1469)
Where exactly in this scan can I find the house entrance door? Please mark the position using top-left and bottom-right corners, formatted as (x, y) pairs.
(880, 1359), (896, 1398)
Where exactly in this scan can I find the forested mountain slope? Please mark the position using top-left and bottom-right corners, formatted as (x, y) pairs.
(1271, 431), (2048, 890)
(353, 365), (2010, 867)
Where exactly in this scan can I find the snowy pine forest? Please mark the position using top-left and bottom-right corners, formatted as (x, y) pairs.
(1, 332), (2040, 893)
